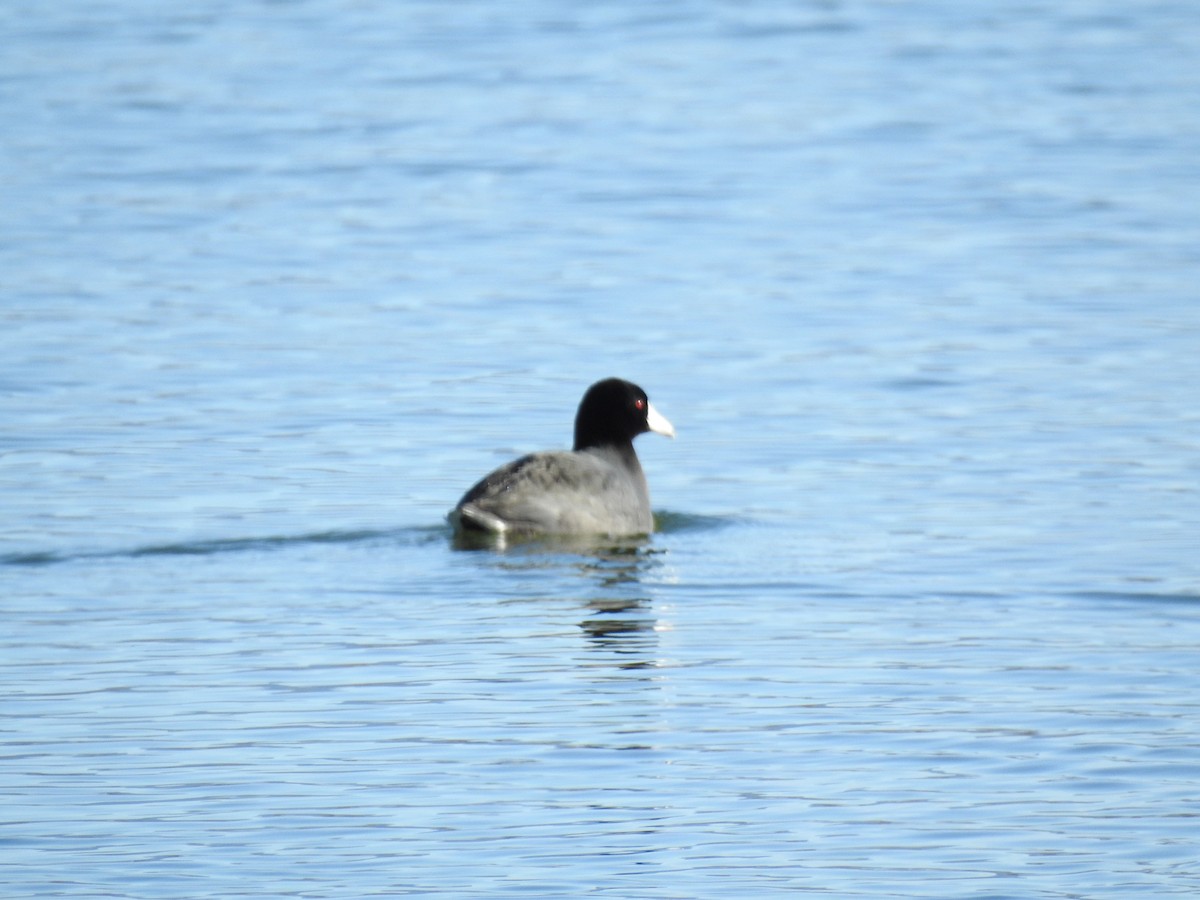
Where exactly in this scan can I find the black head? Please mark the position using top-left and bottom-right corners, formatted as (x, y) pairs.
(573, 378), (675, 451)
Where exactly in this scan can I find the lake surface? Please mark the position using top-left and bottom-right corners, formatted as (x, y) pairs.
(3, 1), (1199, 897)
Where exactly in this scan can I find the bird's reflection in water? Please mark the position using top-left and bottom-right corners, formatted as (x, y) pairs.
(451, 530), (666, 667)
(579, 595), (660, 667)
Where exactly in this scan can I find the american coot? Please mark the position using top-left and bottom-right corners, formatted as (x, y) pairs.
(450, 378), (675, 536)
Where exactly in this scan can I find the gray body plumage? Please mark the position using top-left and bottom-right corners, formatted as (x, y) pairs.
(453, 446), (652, 536)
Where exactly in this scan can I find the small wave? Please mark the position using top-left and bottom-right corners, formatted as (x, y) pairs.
(5, 514), (729, 568)
(1068, 589), (1200, 607)
(653, 510), (739, 534)
(2, 526), (445, 568)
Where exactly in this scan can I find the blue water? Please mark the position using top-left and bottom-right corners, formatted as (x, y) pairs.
(3, 1), (1199, 897)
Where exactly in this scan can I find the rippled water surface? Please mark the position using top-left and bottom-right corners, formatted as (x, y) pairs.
(3, 1), (1199, 897)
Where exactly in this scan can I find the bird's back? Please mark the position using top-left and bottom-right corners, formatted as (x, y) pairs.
(452, 448), (652, 535)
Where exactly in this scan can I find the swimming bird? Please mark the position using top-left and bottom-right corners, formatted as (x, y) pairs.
(450, 378), (675, 536)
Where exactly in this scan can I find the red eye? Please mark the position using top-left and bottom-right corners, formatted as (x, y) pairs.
(634, 399), (645, 411)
